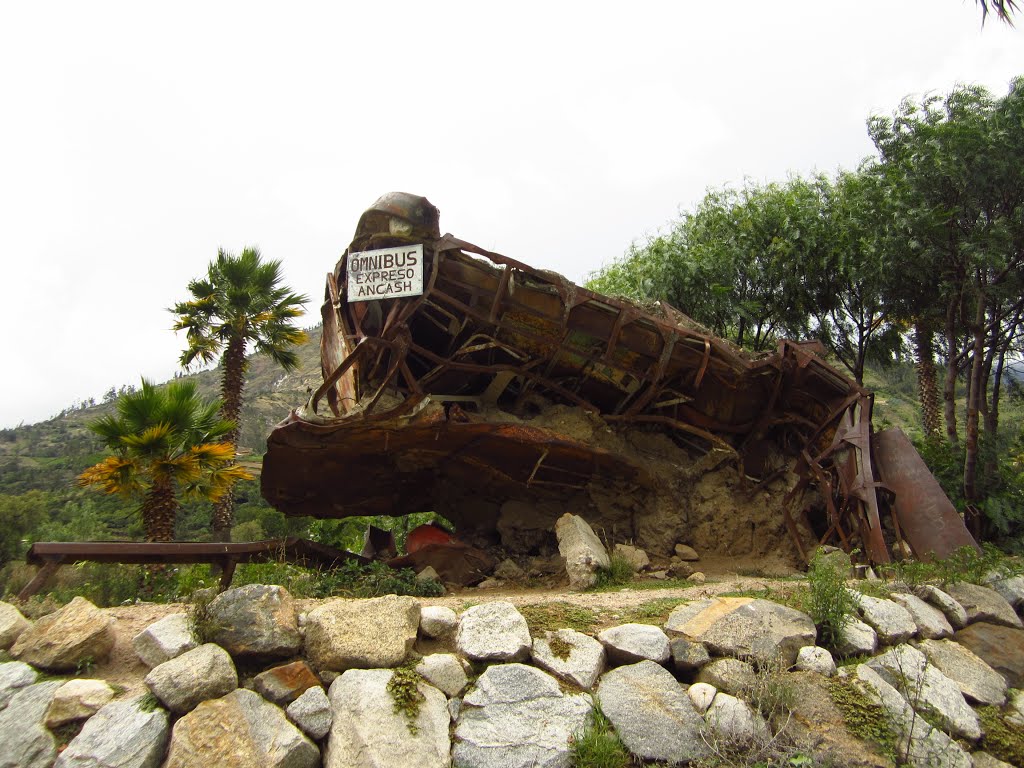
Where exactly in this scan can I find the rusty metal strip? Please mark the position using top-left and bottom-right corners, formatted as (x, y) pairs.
(693, 338), (711, 390)
(606, 413), (738, 458)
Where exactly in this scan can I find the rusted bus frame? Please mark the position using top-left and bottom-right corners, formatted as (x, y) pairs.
(320, 236), (892, 561)
(782, 392), (891, 564)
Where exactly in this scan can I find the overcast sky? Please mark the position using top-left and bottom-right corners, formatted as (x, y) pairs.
(0, 2), (1020, 429)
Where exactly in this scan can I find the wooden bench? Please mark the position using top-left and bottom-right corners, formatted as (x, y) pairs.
(18, 538), (367, 600)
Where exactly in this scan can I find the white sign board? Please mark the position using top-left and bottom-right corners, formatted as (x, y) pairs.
(347, 244), (424, 302)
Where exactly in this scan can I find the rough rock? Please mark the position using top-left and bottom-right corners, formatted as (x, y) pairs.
(916, 584), (968, 629)
(456, 601), (531, 662)
(132, 613), (198, 668)
(555, 513), (610, 590)
(305, 594), (420, 671)
(493, 559), (525, 581)
(850, 591), (916, 645)
(1010, 688), (1024, 725)
(695, 658), (756, 696)
(286, 685), (332, 741)
(665, 597), (815, 666)
(865, 644), (980, 741)
(887, 592), (953, 639)
(597, 623), (670, 665)
(145, 642), (238, 714)
(208, 584), (302, 658)
(971, 753), (1016, 768)
(0, 601), (29, 650)
(10, 596), (115, 671)
(669, 637), (710, 674)
(0, 660), (37, 709)
(326, 668), (449, 768)
(667, 559), (695, 579)
(705, 692), (767, 745)
(419, 605), (458, 638)
(689, 572), (706, 585)
(917, 638), (1006, 706)
(613, 543), (649, 572)
(834, 617), (878, 658)
(985, 573), (1024, 610)
(783, 671), (896, 768)
(953, 622), (1024, 688)
(852, 664), (971, 768)
(531, 629), (606, 690)
(45, 678), (116, 728)
(526, 553), (566, 576)
(54, 694), (170, 768)
(416, 653), (469, 698)
(0, 681), (60, 768)
(165, 688), (318, 768)
(455, 663), (592, 768)
(674, 544), (700, 561)
(815, 547), (852, 577)
(687, 682), (716, 714)
(794, 646), (836, 676)
(253, 661), (322, 706)
(597, 660), (707, 765)
(416, 566), (442, 583)
(944, 582), (1023, 628)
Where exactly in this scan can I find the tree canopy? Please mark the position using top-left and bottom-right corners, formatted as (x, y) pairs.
(588, 76), (1024, 545)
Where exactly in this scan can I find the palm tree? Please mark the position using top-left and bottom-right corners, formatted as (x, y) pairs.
(170, 247), (308, 540)
(78, 379), (250, 542)
(977, 0), (1018, 23)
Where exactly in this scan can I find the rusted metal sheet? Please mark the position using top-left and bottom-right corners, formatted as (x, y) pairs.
(261, 192), (965, 566)
(872, 428), (980, 560)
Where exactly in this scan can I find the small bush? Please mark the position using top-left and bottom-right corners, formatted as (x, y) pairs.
(570, 708), (630, 768)
(592, 554), (635, 589)
(805, 549), (857, 650)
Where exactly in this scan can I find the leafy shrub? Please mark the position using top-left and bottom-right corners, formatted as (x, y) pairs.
(592, 554), (634, 589)
(805, 548), (857, 650)
(880, 543), (1023, 589)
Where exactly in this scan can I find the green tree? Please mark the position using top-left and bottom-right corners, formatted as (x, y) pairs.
(78, 379), (249, 542)
(869, 79), (1024, 508)
(171, 247), (308, 540)
(808, 169), (904, 384)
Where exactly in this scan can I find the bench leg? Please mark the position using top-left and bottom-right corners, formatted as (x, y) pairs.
(17, 561), (62, 601)
(218, 558), (237, 591)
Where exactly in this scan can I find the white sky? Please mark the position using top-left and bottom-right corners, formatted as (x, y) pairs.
(0, 1), (1020, 429)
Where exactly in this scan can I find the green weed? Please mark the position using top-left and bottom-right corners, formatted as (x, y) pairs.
(387, 661), (425, 735)
(592, 554), (634, 589)
(519, 602), (600, 634)
(805, 549), (857, 651)
(570, 707), (630, 768)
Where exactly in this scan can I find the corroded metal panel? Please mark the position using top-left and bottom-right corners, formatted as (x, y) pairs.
(872, 428), (980, 560)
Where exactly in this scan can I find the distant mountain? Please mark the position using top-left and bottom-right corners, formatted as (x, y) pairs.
(0, 326), (324, 497)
